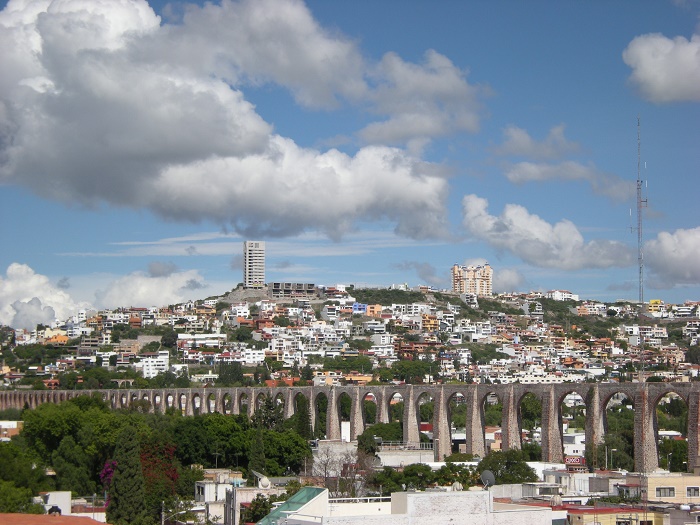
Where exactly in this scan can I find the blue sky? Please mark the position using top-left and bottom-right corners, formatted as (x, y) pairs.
(1, 0), (699, 329)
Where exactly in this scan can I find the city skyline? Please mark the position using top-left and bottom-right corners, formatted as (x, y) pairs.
(1, 0), (699, 329)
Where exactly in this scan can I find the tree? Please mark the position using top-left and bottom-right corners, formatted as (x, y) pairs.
(0, 441), (52, 494)
(301, 364), (313, 381)
(391, 360), (431, 383)
(260, 429), (312, 475)
(0, 480), (45, 513)
(240, 493), (273, 523)
(658, 438), (688, 472)
(247, 424), (266, 483)
(477, 450), (537, 484)
(252, 394), (284, 431)
(141, 433), (179, 521)
(107, 427), (147, 525)
(357, 423), (402, 455)
(216, 362), (244, 386)
(52, 435), (96, 495)
(292, 395), (313, 440)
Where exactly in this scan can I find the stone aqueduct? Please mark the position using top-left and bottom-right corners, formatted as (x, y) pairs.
(2, 382), (699, 473)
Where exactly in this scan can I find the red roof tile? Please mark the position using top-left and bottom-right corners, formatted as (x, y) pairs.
(0, 514), (109, 525)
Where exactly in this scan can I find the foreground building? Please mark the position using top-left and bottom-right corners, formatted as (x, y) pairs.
(253, 486), (553, 525)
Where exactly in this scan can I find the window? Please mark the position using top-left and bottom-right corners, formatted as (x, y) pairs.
(688, 486), (700, 497)
(656, 486), (675, 498)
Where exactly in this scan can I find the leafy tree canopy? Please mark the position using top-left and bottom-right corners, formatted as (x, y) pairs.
(477, 450), (538, 484)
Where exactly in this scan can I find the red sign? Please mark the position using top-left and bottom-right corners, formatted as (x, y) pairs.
(565, 456), (585, 465)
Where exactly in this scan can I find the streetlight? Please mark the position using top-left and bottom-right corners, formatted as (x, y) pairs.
(667, 452), (673, 472)
(606, 447), (617, 470)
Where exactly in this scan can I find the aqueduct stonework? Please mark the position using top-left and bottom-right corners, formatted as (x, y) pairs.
(1, 382), (697, 473)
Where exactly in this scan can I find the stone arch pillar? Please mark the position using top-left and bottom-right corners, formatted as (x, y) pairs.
(350, 389), (364, 440)
(230, 388), (240, 415)
(213, 390), (223, 413)
(375, 388), (389, 424)
(284, 389), (296, 420)
(634, 384), (658, 473)
(540, 386), (563, 463)
(246, 388), (256, 419)
(403, 386), (420, 445)
(584, 385), (604, 467)
(465, 387), (485, 458)
(501, 385), (520, 451)
(183, 391), (194, 417)
(432, 387), (452, 461)
(326, 388), (340, 440)
(309, 391), (316, 433)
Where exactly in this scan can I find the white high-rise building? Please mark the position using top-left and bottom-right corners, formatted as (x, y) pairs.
(243, 241), (265, 288)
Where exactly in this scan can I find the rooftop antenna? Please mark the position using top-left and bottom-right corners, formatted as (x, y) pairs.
(632, 116), (648, 307)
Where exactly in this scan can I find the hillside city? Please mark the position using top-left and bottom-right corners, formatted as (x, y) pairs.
(2, 244), (700, 525)
(3, 248), (699, 390)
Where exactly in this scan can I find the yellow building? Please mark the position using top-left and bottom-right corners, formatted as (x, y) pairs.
(624, 471), (700, 506)
(421, 314), (439, 332)
(567, 506), (662, 525)
(648, 299), (665, 314)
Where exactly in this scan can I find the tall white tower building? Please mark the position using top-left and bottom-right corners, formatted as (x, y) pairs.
(243, 241), (265, 288)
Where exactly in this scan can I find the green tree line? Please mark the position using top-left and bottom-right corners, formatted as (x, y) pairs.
(0, 393), (313, 522)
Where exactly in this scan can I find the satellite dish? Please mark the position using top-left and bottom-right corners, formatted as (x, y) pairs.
(251, 470), (271, 489)
(480, 470), (496, 490)
(452, 482), (463, 492)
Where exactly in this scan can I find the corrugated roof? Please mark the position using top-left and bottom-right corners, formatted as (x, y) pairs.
(256, 487), (325, 525)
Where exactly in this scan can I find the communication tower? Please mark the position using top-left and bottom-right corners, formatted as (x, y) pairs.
(633, 117), (647, 306)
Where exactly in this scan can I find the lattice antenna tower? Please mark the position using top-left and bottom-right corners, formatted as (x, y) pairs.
(632, 116), (648, 306)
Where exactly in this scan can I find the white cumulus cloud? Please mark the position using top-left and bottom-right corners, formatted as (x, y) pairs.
(159, 0), (369, 109)
(623, 32), (700, 102)
(493, 268), (526, 293)
(504, 161), (635, 202)
(144, 137), (449, 239)
(644, 226), (700, 287)
(94, 268), (208, 309)
(494, 125), (580, 160)
(359, 50), (484, 151)
(393, 261), (443, 288)
(461, 194), (634, 270)
(0, 263), (88, 328)
(0, 0), (451, 241)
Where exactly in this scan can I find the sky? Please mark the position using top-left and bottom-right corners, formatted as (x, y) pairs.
(0, 0), (699, 329)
